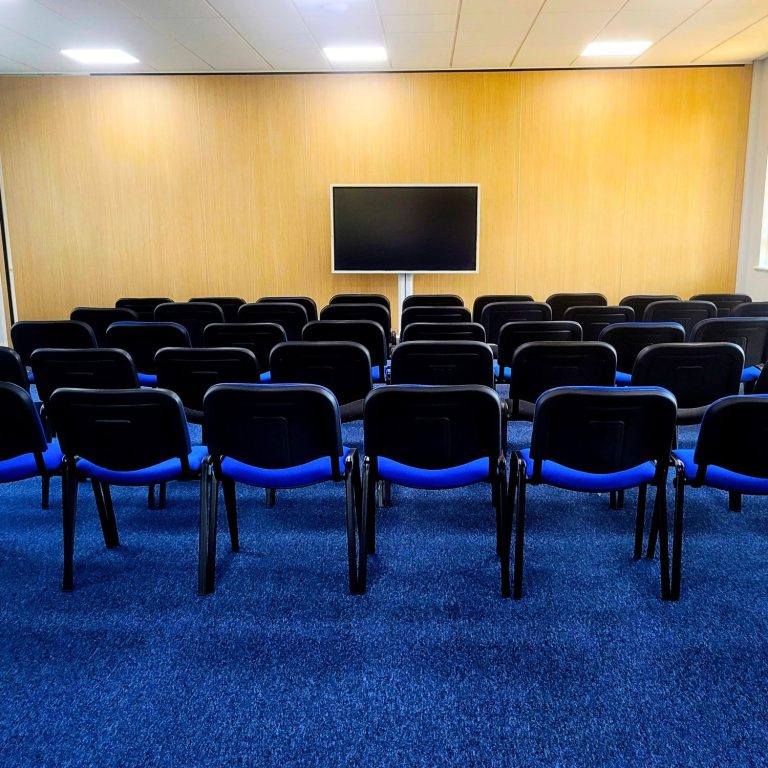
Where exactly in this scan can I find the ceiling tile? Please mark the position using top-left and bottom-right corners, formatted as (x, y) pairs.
(382, 14), (457, 33)
(452, 45), (515, 67)
(35, 0), (137, 21)
(261, 48), (331, 70)
(460, 0), (544, 12)
(542, 0), (624, 10)
(0, 53), (37, 72)
(299, 12), (383, 46)
(698, 13), (768, 61)
(597, 3), (709, 40)
(0, 3), (100, 50)
(118, 0), (220, 18)
(378, 0), (459, 11)
(227, 14), (311, 43)
(293, 0), (379, 12)
(389, 47), (452, 68)
(456, 11), (538, 47)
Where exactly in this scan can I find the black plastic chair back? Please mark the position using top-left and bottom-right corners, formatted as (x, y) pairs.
(270, 341), (372, 407)
(619, 295), (680, 319)
(11, 321), (97, 367)
(319, 303), (391, 341)
(154, 302), (225, 346)
(598, 322), (685, 374)
(732, 301), (768, 318)
(238, 302), (309, 341)
(204, 383), (343, 475)
(48, 388), (191, 472)
(529, 386), (676, 478)
(364, 385), (502, 471)
(563, 305), (635, 341)
(302, 320), (387, 370)
(189, 297), (245, 323)
(115, 297), (172, 321)
(546, 293), (607, 321)
(402, 294), (464, 310)
(632, 343), (743, 409)
(497, 320), (582, 374)
(0, 382), (47, 462)
(390, 341), (494, 388)
(690, 293), (752, 317)
(329, 293), (391, 311)
(401, 322), (486, 343)
(257, 296), (318, 322)
(70, 307), (138, 346)
(643, 300), (717, 340)
(0, 347), (30, 390)
(472, 295), (534, 324)
(204, 322), (286, 371)
(30, 348), (139, 407)
(754, 366), (768, 394)
(690, 318), (768, 367)
(105, 321), (191, 374)
(400, 306), (471, 331)
(480, 302), (552, 344)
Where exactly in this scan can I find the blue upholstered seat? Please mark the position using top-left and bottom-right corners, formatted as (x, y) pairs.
(77, 445), (207, 485)
(377, 456), (489, 489)
(673, 448), (768, 494)
(615, 371), (632, 385)
(137, 372), (157, 386)
(0, 439), (62, 482)
(492, 363), (512, 381)
(742, 365), (761, 383)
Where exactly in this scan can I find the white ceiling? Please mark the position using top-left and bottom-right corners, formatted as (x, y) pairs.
(0, 0), (766, 74)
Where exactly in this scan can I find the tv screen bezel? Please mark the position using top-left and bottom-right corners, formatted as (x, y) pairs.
(330, 183), (481, 274)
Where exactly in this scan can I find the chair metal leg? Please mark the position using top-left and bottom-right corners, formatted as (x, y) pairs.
(265, 488), (276, 508)
(376, 480), (391, 508)
(646, 499), (659, 560)
(366, 469), (377, 556)
(633, 484), (647, 560)
(513, 458), (526, 599)
(729, 491), (742, 512)
(498, 458), (510, 597)
(62, 458), (78, 592)
(148, 484), (156, 509)
(91, 480), (119, 549)
(609, 490), (617, 510)
(198, 459), (211, 596)
(654, 475), (671, 600)
(359, 458), (373, 592)
(158, 481), (167, 509)
(41, 475), (50, 510)
(344, 453), (359, 594)
(616, 489), (624, 509)
(671, 462), (685, 601)
(206, 471), (219, 594)
(222, 478), (239, 552)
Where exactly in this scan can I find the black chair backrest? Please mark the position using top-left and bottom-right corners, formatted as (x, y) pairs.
(204, 322), (286, 371)
(329, 293), (391, 311)
(690, 318), (768, 368)
(754, 366), (768, 395)
(497, 320), (583, 373)
(237, 302), (309, 341)
(364, 385), (502, 471)
(302, 319), (387, 370)
(189, 297), (245, 323)
(546, 293), (607, 321)
(402, 294), (464, 310)
(270, 341), (372, 407)
(155, 346), (260, 418)
(619, 295), (680, 319)
(30, 348), (139, 407)
(480, 302), (552, 345)
(0, 347), (30, 391)
(472, 294), (534, 324)
(693, 395), (768, 480)
(204, 383), (343, 475)
(632, 342), (743, 408)
(690, 293), (752, 317)
(154, 301), (225, 346)
(115, 297), (172, 321)
(0, 382), (47, 462)
(598, 322), (685, 374)
(642, 300), (718, 340)
(529, 386), (676, 478)
(508, 342), (616, 413)
(70, 307), (139, 346)
(390, 341), (494, 388)
(563, 305), (635, 341)
(257, 296), (318, 322)
(401, 322), (486, 343)
(318, 303), (391, 340)
(105, 321), (191, 374)
(48, 388), (191, 472)
(732, 301), (768, 318)
(400, 306), (471, 331)
(11, 321), (97, 366)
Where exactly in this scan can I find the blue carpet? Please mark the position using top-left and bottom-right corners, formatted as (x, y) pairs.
(1, 418), (768, 767)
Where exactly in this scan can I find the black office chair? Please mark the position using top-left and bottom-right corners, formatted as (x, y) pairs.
(598, 322), (685, 384)
(400, 306), (471, 333)
(154, 301), (225, 346)
(0, 346), (30, 390)
(199, 383), (361, 595)
(480, 302), (552, 346)
(319, 303), (392, 347)
(690, 317), (768, 384)
(329, 293), (391, 311)
(48, 387), (206, 591)
(115, 297), (172, 321)
(690, 293), (752, 317)
(402, 294), (464, 309)
(11, 320), (97, 377)
(204, 322), (285, 381)
(732, 301), (768, 318)
(257, 296), (318, 322)
(496, 320), (583, 382)
(472, 295), (534, 324)
(70, 307), (139, 346)
(390, 341), (494, 388)
(238, 302), (309, 341)
(546, 293), (607, 321)
(302, 320), (388, 383)
(563, 305), (635, 341)
(642, 300), (718, 340)
(189, 297), (245, 323)
(401, 322), (486, 343)
(513, 386), (677, 599)
(619, 295), (680, 319)
(359, 384), (508, 595)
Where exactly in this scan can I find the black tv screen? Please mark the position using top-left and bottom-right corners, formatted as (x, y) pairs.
(331, 185), (479, 273)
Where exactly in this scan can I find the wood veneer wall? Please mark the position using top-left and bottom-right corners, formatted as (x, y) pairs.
(0, 66), (751, 321)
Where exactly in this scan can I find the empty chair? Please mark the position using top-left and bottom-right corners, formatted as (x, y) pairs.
(11, 321), (97, 371)
(507, 341), (616, 420)
(105, 321), (191, 386)
(513, 387), (677, 599)
(642, 300), (717, 340)
(401, 322), (486, 343)
(115, 297), (172, 321)
(480, 302), (552, 346)
(0, 346), (30, 390)
(496, 320), (583, 382)
(598, 322), (685, 385)
(472, 295), (534, 324)
(619, 295), (680, 319)
(270, 341), (372, 423)
(400, 306), (471, 332)
(359, 385), (508, 595)
(238, 302), (309, 341)
(732, 301), (768, 318)
(402, 294), (464, 309)
(329, 293), (390, 311)
(189, 297), (245, 323)
(563, 305), (635, 341)
(155, 347), (261, 423)
(204, 322), (286, 380)
(754, 365), (768, 394)
(390, 341), (494, 388)
(70, 307), (138, 346)
(690, 318), (768, 383)
(690, 293), (752, 317)
(319, 303), (391, 345)
(303, 320), (388, 383)
(199, 383), (360, 594)
(546, 293), (607, 321)
(154, 301), (225, 346)
(257, 296), (318, 322)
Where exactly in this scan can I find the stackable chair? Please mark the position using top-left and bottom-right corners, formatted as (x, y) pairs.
(48, 388), (206, 591)
(732, 301), (768, 319)
(400, 306), (471, 333)
(358, 385), (509, 596)
(690, 293), (751, 317)
(11, 321), (97, 381)
(690, 317), (768, 384)
(329, 293), (390, 311)
(401, 322), (486, 343)
(70, 307), (139, 346)
(115, 297), (172, 321)
(189, 297), (245, 323)
(199, 383), (361, 595)
(480, 302), (552, 346)
(154, 301), (225, 346)
(319, 303), (392, 347)
(257, 296), (318, 322)
(546, 293), (607, 321)
(513, 386), (677, 599)
(472, 295), (534, 324)
(238, 302), (308, 341)
(563, 305), (635, 341)
(390, 341), (494, 388)
(642, 300), (717, 340)
(402, 294), (464, 309)
(619, 295), (680, 319)
(0, 346), (31, 390)
(203, 322), (285, 380)
(303, 320), (388, 383)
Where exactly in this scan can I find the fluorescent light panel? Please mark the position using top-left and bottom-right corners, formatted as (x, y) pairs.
(61, 49), (139, 64)
(323, 46), (387, 63)
(581, 41), (652, 57)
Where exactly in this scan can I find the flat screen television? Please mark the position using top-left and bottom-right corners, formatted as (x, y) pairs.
(331, 184), (480, 273)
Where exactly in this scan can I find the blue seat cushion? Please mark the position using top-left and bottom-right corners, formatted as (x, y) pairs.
(377, 456), (490, 489)
(0, 440), (62, 482)
(673, 448), (768, 494)
(371, 363), (391, 383)
(742, 365), (761, 383)
(259, 371), (271, 383)
(220, 446), (353, 488)
(26, 369), (34, 384)
(520, 448), (655, 491)
(493, 363), (512, 382)
(76, 445), (207, 484)
(615, 371), (632, 385)
(138, 372), (157, 386)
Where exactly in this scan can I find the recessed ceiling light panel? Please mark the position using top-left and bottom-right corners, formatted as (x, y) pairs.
(581, 41), (652, 57)
(323, 46), (388, 64)
(61, 49), (140, 65)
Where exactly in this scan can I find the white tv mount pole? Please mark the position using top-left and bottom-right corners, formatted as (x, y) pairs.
(397, 273), (414, 339)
